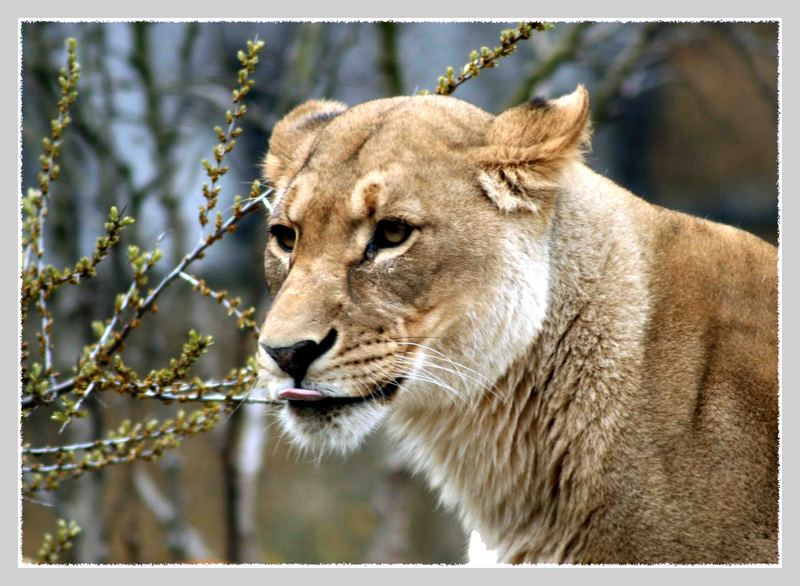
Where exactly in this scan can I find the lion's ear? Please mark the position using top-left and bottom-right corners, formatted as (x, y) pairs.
(263, 100), (348, 191)
(472, 85), (591, 214)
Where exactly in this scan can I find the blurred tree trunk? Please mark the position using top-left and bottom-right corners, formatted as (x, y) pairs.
(221, 409), (243, 562)
(234, 403), (269, 562)
(366, 451), (414, 563)
(377, 23), (403, 95)
(222, 326), (268, 562)
(63, 403), (108, 563)
(122, 498), (143, 563)
(132, 465), (213, 560)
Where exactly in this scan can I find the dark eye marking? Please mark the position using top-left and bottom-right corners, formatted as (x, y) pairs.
(269, 224), (297, 253)
(364, 219), (414, 260)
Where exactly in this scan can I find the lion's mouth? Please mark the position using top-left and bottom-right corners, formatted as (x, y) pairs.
(283, 377), (403, 411)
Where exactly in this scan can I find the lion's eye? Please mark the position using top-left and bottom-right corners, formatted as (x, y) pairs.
(374, 220), (412, 249)
(270, 225), (297, 253)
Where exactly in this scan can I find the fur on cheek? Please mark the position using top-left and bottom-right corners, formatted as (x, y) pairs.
(420, 226), (551, 401)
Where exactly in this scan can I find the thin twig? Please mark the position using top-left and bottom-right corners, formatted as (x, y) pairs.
(432, 22), (552, 96)
(57, 281), (138, 431)
(22, 39), (80, 266)
(23, 39), (80, 386)
(133, 390), (278, 406)
(506, 23), (593, 107)
(104, 189), (271, 355)
(22, 367), (261, 410)
(25, 426), (195, 456)
(178, 271), (258, 335)
(37, 291), (56, 387)
(23, 449), (164, 475)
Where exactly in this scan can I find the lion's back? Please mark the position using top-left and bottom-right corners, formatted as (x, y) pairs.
(624, 202), (778, 562)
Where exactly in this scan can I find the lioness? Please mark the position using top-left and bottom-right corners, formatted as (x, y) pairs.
(255, 87), (778, 564)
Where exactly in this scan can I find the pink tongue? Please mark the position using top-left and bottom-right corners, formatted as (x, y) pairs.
(278, 388), (326, 401)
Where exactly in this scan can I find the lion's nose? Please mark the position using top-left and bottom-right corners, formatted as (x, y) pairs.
(261, 329), (337, 383)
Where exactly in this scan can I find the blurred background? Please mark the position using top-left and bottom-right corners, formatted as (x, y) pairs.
(20, 21), (778, 564)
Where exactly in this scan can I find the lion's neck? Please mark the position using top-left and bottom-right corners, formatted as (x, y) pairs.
(388, 165), (650, 563)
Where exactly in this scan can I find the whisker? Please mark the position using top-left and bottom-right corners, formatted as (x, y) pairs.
(386, 360), (468, 405)
(345, 357), (398, 398)
(369, 361), (406, 393)
(366, 362), (409, 397)
(395, 355), (495, 394)
(394, 363), (481, 404)
(390, 336), (448, 341)
(417, 353), (496, 387)
(356, 370), (381, 397)
(390, 341), (493, 384)
(406, 374), (467, 405)
(392, 342), (502, 400)
(391, 342), (503, 403)
(368, 363), (465, 401)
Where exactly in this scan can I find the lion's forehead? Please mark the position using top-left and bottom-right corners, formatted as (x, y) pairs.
(309, 97), (493, 168)
(279, 165), (431, 232)
(272, 98), (495, 226)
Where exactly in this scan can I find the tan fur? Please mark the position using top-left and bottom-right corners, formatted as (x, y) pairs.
(256, 87), (778, 564)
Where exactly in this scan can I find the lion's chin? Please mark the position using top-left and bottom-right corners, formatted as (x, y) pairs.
(278, 399), (390, 455)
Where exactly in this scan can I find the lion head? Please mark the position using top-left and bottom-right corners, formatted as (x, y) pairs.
(256, 87), (591, 454)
